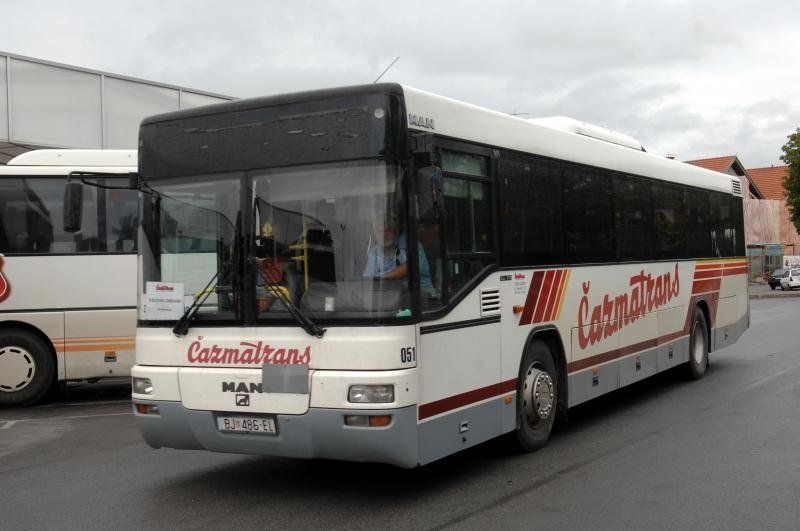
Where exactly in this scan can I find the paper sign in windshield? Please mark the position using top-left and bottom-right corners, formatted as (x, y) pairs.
(143, 281), (185, 320)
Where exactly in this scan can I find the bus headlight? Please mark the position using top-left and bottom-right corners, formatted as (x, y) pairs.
(348, 384), (394, 403)
(132, 377), (153, 395)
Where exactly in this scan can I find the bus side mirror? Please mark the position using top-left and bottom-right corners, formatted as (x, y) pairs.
(415, 166), (442, 219)
(63, 181), (84, 233)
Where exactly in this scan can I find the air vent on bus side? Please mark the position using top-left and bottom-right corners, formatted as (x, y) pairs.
(731, 178), (743, 197)
(480, 288), (501, 316)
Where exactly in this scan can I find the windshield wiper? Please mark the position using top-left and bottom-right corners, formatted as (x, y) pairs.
(173, 272), (221, 336)
(250, 258), (326, 338)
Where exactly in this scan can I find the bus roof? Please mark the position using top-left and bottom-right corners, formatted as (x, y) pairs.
(401, 85), (741, 196)
(139, 83), (741, 197)
(6, 149), (137, 168)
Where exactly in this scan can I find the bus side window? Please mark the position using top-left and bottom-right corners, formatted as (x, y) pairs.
(0, 179), (55, 254)
(439, 150), (494, 298)
(106, 187), (138, 252)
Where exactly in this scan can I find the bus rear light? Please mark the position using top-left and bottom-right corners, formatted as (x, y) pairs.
(135, 403), (159, 415)
(368, 415), (392, 427)
(348, 384), (394, 403)
(513, 305), (524, 314)
(132, 377), (153, 395)
(344, 415), (393, 428)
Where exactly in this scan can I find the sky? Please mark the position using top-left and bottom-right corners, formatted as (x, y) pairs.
(2, 0), (799, 168)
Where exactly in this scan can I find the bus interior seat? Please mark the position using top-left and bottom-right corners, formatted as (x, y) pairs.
(305, 228), (336, 282)
(283, 261), (303, 305)
(299, 282), (339, 312)
(76, 236), (100, 252)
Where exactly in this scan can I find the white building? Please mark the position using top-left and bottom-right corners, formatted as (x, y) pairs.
(0, 51), (234, 163)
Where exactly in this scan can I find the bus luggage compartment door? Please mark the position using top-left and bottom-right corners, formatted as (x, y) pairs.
(177, 367), (310, 414)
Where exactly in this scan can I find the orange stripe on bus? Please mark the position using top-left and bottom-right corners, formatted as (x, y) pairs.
(51, 336), (135, 343)
(553, 269), (570, 321)
(58, 343), (135, 353)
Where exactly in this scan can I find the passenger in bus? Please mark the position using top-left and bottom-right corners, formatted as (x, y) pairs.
(255, 221), (291, 312)
(362, 217), (437, 297)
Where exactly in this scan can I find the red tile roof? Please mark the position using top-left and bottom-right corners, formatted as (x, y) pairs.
(747, 166), (788, 201)
(684, 156), (737, 173)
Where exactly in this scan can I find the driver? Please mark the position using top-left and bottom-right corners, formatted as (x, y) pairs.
(362, 217), (436, 297)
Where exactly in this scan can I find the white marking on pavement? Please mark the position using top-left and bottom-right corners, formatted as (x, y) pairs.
(742, 362), (800, 392)
(0, 420), (18, 429)
(37, 399), (131, 408)
(0, 412), (131, 424)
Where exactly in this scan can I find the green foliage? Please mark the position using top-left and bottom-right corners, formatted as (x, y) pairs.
(781, 128), (800, 233)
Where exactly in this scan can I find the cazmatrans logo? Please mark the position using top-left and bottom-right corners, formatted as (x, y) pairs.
(0, 256), (10, 303)
(187, 337), (311, 365)
(577, 264), (680, 349)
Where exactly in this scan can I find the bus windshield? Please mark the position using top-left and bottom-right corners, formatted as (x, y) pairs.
(138, 160), (412, 325)
(139, 175), (240, 323)
(252, 160), (410, 320)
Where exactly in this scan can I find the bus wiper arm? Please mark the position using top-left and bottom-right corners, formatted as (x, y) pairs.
(250, 258), (326, 338)
(173, 272), (219, 337)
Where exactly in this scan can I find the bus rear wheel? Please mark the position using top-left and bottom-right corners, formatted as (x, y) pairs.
(0, 330), (55, 407)
(686, 308), (709, 380)
(514, 339), (558, 452)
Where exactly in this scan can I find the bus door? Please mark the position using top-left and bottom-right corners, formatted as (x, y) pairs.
(416, 145), (503, 463)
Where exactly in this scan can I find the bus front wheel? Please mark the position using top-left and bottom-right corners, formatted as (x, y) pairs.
(686, 308), (709, 380)
(514, 339), (558, 452)
(0, 330), (55, 407)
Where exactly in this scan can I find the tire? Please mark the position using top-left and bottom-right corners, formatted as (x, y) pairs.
(686, 308), (709, 381)
(770, 285), (776, 290)
(0, 329), (56, 407)
(514, 339), (558, 452)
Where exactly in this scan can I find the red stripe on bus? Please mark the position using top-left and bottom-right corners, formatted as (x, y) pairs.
(418, 379), (518, 420)
(723, 267), (747, 276)
(692, 278), (721, 294)
(543, 269), (564, 322)
(532, 270), (557, 324)
(693, 269), (722, 280)
(519, 271), (545, 325)
(567, 329), (686, 373)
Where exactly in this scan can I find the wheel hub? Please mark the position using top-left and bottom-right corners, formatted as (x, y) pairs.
(0, 346), (36, 393)
(692, 323), (706, 364)
(523, 366), (554, 422)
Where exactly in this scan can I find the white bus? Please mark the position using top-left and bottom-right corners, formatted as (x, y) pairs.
(0, 150), (138, 406)
(127, 85), (748, 467)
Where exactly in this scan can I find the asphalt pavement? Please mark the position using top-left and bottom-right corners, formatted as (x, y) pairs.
(1, 298), (799, 530)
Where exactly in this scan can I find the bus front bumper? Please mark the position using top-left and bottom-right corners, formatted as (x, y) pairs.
(132, 400), (419, 468)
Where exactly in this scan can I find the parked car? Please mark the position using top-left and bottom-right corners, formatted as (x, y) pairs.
(779, 268), (800, 290)
(768, 268), (786, 290)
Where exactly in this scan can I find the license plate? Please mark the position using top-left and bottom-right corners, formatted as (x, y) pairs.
(216, 415), (277, 435)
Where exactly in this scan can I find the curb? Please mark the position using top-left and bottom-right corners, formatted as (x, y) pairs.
(749, 291), (800, 299)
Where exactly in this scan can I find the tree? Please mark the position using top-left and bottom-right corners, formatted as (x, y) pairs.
(781, 128), (800, 233)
